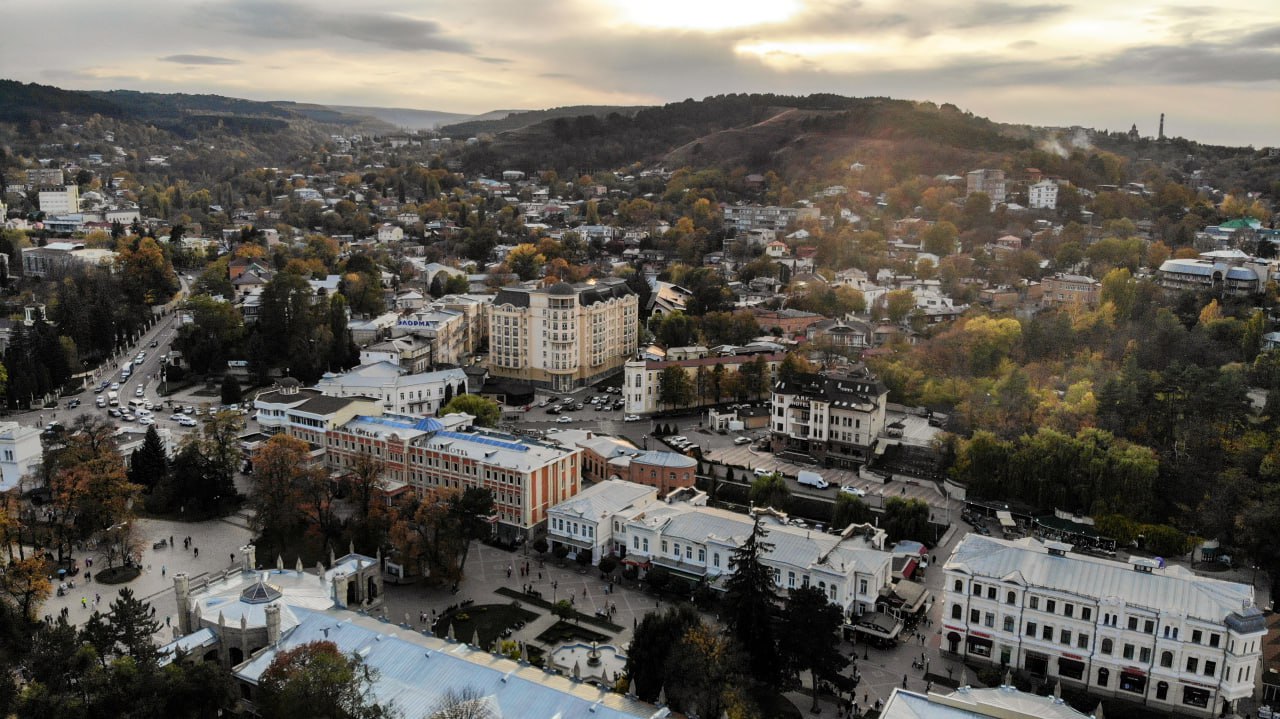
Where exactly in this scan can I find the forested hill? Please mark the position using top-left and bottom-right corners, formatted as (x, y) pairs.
(441, 105), (646, 138)
(0, 80), (394, 135)
(453, 93), (1034, 175)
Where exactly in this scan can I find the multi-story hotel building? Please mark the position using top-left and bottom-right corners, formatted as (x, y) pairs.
(324, 413), (581, 542)
(624, 351), (786, 414)
(943, 535), (1265, 717)
(489, 279), (637, 392)
(722, 204), (820, 234)
(769, 370), (888, 469)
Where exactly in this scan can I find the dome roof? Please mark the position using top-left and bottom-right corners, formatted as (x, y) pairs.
(413, 417), (445, 433)
(547, 282), (576, 296)
(240, 580), (283, 604)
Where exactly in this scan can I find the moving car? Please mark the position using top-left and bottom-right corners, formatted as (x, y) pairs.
(840, 485), (868, 497)
(733, 436), (752, 445)
(135, 387), (144, 397)
(624, 415), (641, 422)
(556, 416), (573, 423)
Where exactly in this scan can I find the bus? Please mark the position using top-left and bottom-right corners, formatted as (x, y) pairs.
(107, 391), (119, 407)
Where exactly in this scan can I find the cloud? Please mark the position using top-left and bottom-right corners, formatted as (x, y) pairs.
(954, 2), (1069, 28)
(159, 54), (242, 65)
(208, 0), (473, 54)
(477, 56), (513, 65)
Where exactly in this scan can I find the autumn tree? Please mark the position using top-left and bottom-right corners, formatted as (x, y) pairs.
(249, 434), (311, 547)
(116, 235), (179, 305)
(258, 641), (392, 719)
(504, 243), (546, 281)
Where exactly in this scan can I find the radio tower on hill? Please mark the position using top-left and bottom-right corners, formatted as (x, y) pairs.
(1158, 113), (1165, 141)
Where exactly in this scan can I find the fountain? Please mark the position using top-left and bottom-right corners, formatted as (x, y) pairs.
(549, 641), (626, 685)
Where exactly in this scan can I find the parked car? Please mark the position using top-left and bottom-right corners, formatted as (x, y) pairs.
(753, 468), (772, 477)
(733, 436), (752, 445)
(797, 471), (830, 490)
(170, 413), (185, 421)
(138, 416), (155, 426)
(840, 485), (868, 497)
(109, 408), (122, 417)
(177, 416), (198, 427)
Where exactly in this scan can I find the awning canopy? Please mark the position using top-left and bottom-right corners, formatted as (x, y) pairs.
(997, 511), (1016, 528)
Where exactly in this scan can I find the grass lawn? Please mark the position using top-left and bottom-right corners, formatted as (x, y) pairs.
(434, 603), (538, 649)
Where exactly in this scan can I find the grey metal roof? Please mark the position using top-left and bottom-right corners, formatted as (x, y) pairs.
(631, 450), (696, 469)
(880, 686), (1093, 719)
(235, 608), (659, 718)
(549, 479), (656, 521)
(946, 536), (1256, 623)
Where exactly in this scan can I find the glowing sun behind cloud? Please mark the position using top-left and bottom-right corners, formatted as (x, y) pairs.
(605, 0), (804, 31)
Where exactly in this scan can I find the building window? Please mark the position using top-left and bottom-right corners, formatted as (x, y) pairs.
(1006, 591), (1016, 605)
(1060, 629), (1071, 645)
(1029, 597), (1039, 610)
(1192, 629), (1202, 644)
(1081, 607), (1092, 622)
(1042, 625), (1052, 640)
(1097, 668), (1109, 687)
(953, 605), (962, 620)
(984, 613), (995, 628)
(698, 549), (705, 562)
(713, 553), (720, 568)
(1140, 647), (1151, 663)
(859, 579), (868, 595)
(973, 583), (982, 596)
(1101, 638), (1113, 655)
(1204, 660), (1216, 678)
(1185, 657), (1198, 673)
(1160, 651), (1173, 668)
(1123, 644), (1135, 660)
(1025, 621), (1036, 637)
(1156, 682), (1169, 701)
(1077, 633), (1089, 649)
(970, 609), (981, 624)
(954, 580), (963, 592)
(1143, 620), (1154, 635)
(1046, 599), (1056, 614)
(1064, 603), (1074, 618)
(987, 587), (996, 600)
(1209, 634), (1220, 648)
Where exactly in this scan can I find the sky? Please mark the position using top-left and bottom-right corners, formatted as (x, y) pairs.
(3, 0), (1278, 146)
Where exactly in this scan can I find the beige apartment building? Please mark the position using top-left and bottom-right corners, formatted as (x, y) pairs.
(488, 279), (638, 392)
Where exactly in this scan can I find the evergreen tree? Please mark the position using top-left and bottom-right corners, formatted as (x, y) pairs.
(220, 374), (243, 405)
(721, 516), (782, 688)
(128, 425), (168, 490)
(106, 587), (162, 665)
(781, 585), (849, 712)
(624, 604), (701, 701)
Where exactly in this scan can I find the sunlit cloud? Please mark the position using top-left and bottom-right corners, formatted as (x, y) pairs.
(603, 0), (805, 31)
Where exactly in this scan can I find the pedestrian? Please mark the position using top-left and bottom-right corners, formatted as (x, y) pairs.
(538, 571), (542, 580)
(166, 615), (171, 627)
(161, 565), (166, 577)
(81, 597), (87, 608)
(193, 547), (198, 558)
(926, 681), (932, 693)
(231, 553), (236, 564)
(170, 535), (174, 546)
(903, 674), (908, 688)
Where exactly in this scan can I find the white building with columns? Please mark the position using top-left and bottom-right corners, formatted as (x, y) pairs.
(942, 535), (1265, 717)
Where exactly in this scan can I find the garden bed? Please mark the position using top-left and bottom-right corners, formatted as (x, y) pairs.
(534, 620), (609, 646)
(433, 603), (538, 649)
(494, 586), (624, 632)
(95, 566), (141, 585)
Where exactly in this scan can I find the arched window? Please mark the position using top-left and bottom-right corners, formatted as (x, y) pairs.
(952, 604), (962, 620)
(954, 580), (963, 592)
(1097, 668), (1109, 687)
(1101, 638), (1113, 655)
(1006, 591), (1016, 605)
(1156, 681), (1169, 701)
(1160, 651), (1173, 668)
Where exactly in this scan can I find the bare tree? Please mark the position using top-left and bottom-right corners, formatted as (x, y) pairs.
(429, 687), (495, 719)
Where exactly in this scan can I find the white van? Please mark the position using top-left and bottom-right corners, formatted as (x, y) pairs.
(797, 470), (830, 490)
(128, 398), (147, 412)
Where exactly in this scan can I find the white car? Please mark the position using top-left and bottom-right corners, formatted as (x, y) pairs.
(169, 413), (185, 421)
(177, 416), (198, 427)
(135, 387), (145, 397)
(753, 468), (772, 477)
(120, 413), (136, 422)
(669, 436), (688, 444)
(136, 409), (152, 417)
(734, 436), (752, 445)
(138, 416), (155, 426)
(182, 405), (194, 414)
(96, 397), (107, 407)
(110, 382), (120, 391)
(556, 416), (573, 423)
(624, 414), (640, 422)
(840, 485), (868, 497)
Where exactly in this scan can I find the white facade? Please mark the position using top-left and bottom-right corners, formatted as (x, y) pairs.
(1029, 180), (1060, 210)
(37, 185), (80, 215)
(622, 499), (893, 619)
(314, 363), (469, 416)
(0, 421), (42, 491)
(770, 371), (888, 469)
(547, 479), (660, 560)
(942, 535), (1265, 717)
(624, 353), (785, 414)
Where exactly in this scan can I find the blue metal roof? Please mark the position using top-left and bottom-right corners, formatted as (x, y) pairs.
(436, 430), (528, 453)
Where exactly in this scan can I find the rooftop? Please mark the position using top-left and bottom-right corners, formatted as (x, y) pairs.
(946, 535), (1258, 624)
(549, 479), (658, 522)
(880, 686), (1094, 719)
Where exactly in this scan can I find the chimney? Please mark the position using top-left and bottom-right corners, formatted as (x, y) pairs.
(265, 603), (282, 645)
(173, 573), (191, 635)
